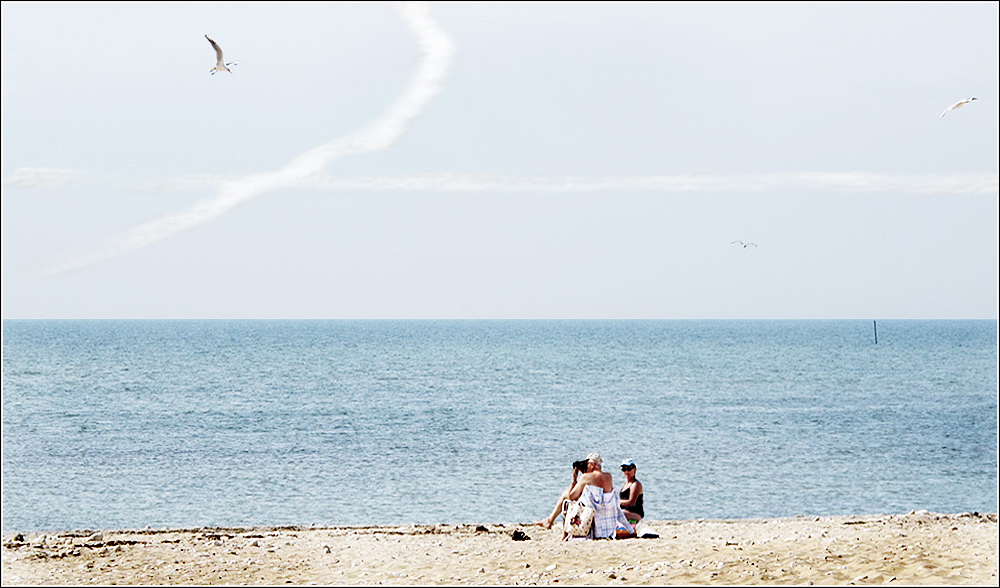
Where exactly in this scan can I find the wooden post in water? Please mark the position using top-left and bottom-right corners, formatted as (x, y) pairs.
(873, 320), (878, 344)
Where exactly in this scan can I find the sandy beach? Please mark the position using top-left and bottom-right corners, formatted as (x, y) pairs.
(2, 511), (995, 585)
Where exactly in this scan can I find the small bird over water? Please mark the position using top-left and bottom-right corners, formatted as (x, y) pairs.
(206, 35), (238, 74)
(731, 240), (757, 248)
(940, 97), (977, 118)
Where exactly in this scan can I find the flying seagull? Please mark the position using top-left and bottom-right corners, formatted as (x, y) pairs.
(731, 240), (757, 248)
(940, 97), (977, 118)
(206, 35), (238, 74)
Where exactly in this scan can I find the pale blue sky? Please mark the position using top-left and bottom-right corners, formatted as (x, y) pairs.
(2, 2), (997, 319)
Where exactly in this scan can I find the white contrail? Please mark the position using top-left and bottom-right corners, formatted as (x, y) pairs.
(4, 167), (83, 188)
(12, 168), (996, 196)
(3, 167), (242, 193)
(35, 2), (454, 279)
(296, 171), (999, 195)
(20, 167), (999, 277)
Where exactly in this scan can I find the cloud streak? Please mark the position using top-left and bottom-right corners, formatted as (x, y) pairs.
(20, 169), (996, 279)
(12, 169), (995, 197)
(3, 167), (244, 194)
(4, 167), (83, 189)
(33, 2), (454, 279)
(297, 171), (999, 195)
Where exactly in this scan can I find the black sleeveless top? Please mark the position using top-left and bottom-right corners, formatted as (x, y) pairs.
(620, 484), (644, 517)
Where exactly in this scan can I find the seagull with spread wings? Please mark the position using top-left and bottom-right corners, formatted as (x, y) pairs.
(731, 240), (758, 248)
(206, 35), (238, 74)
(940, 97), (977, 118)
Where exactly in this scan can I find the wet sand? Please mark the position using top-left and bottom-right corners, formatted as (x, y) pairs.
(2, 511), (995, 585)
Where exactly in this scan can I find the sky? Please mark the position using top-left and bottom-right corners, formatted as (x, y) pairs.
(2, 1), (997, 320)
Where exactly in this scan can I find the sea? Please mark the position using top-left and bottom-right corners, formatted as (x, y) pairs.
(2, 319), (996, 532)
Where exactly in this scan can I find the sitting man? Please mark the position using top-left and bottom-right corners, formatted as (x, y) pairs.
(566, 453), (633, 539)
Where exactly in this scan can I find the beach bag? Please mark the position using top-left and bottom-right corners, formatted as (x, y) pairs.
(562, 500), (595, 537)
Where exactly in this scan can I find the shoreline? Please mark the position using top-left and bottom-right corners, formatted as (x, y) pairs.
(3, 511), (997, 585)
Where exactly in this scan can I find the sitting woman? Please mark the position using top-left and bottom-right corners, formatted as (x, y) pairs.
(618, 459), (644, 523)
(535, 458), (591, 530)
(567, 453), (633, 539)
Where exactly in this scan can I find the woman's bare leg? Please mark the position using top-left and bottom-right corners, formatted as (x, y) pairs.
(622, 510), (642, 524)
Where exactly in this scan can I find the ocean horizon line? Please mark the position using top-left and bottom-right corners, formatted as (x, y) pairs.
(4, 317), (997, 322)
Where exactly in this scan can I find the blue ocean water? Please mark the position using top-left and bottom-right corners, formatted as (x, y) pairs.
(2, 320), (996, 532)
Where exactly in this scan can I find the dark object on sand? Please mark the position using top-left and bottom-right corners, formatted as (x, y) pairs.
(511, 530), (531, 541)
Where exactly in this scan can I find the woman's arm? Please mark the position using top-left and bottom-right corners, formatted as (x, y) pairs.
(620, 483), (638, 508)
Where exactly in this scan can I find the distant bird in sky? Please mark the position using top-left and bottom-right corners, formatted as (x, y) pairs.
(206, 35), (238, 74)
(731, 240), (757, 248)
(940, 97), (977, 118)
